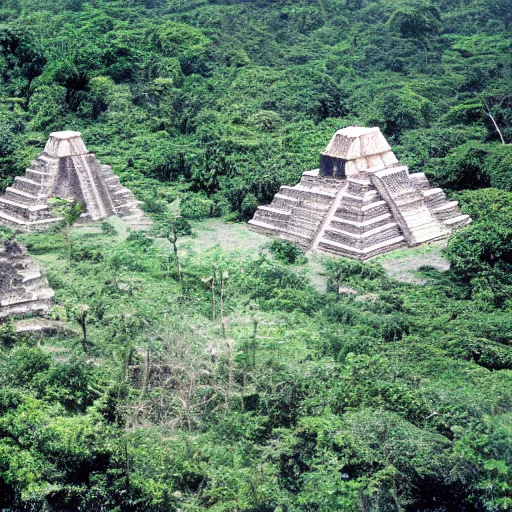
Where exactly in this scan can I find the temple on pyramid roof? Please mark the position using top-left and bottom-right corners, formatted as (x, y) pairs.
(0, 238), (54, 319)
(249, 126), (471, 260)
(0, 131), (148, 231)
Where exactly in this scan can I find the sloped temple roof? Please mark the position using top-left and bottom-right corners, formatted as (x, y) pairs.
(249, 126), (471, 260)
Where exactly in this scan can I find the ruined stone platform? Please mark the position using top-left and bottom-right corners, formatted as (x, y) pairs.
(249, 126), (471, 261)
(0, 131), (147, 231)
(0, 239), (54, 319)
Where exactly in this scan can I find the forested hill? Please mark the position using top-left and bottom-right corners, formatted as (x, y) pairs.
(1, 1), (512, 512)
(0, 0), (511, 217)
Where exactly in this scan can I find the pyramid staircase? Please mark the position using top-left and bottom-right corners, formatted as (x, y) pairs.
(250, 171), (344, 248)
(0, 132), (148, 231)
(249, 127), (471, 260)
(316, 175), (407, 259)
(0, 239), (54, 319)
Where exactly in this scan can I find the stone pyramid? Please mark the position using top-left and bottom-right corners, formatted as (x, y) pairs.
(0, 238), (54, 319)
(0, 131), (147, 230)
(249, 126), (471, 260)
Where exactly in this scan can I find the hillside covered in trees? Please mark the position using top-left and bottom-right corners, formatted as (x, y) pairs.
(0, 0), (512, 510)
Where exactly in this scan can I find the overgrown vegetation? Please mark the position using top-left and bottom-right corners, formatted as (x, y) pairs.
(0, 0), (511, 510)
(0, 189), (510, 511)
(0, 0), (510, 217)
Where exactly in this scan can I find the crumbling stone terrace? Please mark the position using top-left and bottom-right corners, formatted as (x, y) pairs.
(0, 239), (54, 320)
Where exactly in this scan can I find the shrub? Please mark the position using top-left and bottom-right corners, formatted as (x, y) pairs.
(268, 239), (307, 265)
(180, 194), (216, 220)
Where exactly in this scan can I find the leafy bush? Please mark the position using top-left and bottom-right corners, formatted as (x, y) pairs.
(268, 239), (307, 265)
(445, 189), (512, 306)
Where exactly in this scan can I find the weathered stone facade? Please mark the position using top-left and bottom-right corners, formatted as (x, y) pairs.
(0, 239), (54, 319)
(249, 126), (471, 260)
(0, 131), (148, 230)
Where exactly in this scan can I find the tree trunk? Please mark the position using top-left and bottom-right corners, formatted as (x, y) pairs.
(142, 343), (151, 395)
(252, 319), (258, 368)
(171, 234), (183, 288)
(484, 105), (506, 145)
(220, 272), (226, 337)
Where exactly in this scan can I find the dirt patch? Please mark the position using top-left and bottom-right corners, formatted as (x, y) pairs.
(182, 219), (270, 254)
(376, 242), (450, 284)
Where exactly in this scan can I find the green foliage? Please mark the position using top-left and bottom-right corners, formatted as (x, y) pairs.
(431, 142), (512, 191)
(445, 188), (512, 306)
(268, 239), (307, 265)
(0, 0), (511, 510)
(48, 197), (83, 226)
(0, 224), (14, 242)
(0, 320), (17, 348)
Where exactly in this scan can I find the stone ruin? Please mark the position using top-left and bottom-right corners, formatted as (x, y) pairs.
(0, 131), (148, 231)
(0, 238), (54, 319)
(249, 126), (471, 260)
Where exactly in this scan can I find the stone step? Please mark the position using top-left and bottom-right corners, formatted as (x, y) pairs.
(115, 201), (138, 211)
(444, 214), (471, 229)
(1, 290), (39, 307)
(361, 200), (386, 212)
(0, 198), (52, 220)
(107, 184), (123, 193)
(257, 205), (291, 216)
(324, 222), (400, 243)
(112, 188), (132, 197)
(433, 201), (460, 220)
(37, 154), (56, 164)
(0, 209), (27, 226)
(348, 177), (372, 186)
(293, 206), (325, 219)
(28, 217), (64, 229)
(0, 296), (53, 319)
(252, 213), (287, 229)
(5, 187), (38, 205)
(330, 213), (393, 234)
(13, 176), (42, 194)
(26, 168), (52, 183)
(285, 225), (317, 238)
(423, 189), (448, 209)
(280, 185), (336, 202)
(280, 227), (314, 240)
(0, 198), (32, 216)
(318, 235), (406, 260)
(409, 172), (431, 190)
(331, 212), (392, 227)
(21, 271), (45, 288)
(423, 188), (445, 200)
(287, 216), (321, 229)
(271, 193), (298, 212)
(248, 218), (279, 234)
(345, 183), (377, 196)
(400, 212), (445, 233)
(343, 191), (379, 203)
(32, 155), (56, 173)
(405, 224), (449, 243)
(335, 200), (390, 222)
(274, 193), (298, 203)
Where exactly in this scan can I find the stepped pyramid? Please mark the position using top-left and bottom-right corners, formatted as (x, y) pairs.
(249, 126), (471, 260)
(0, 131), (149, 230)
(0, 238), (54, 319)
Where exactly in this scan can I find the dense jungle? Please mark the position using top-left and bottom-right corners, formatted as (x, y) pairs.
(0, 0), (511, 510)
